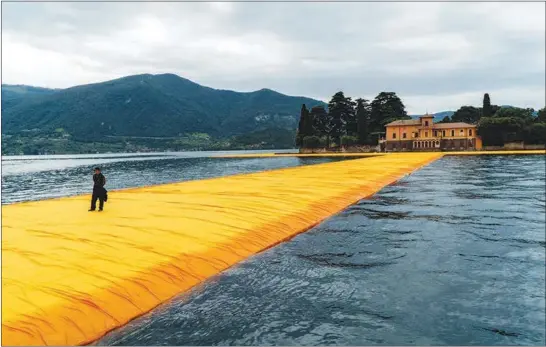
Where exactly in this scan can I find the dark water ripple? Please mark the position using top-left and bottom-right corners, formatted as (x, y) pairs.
(93, 155), (546, 346)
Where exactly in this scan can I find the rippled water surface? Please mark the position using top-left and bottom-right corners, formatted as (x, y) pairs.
(3, 153), (545, 345)
(1, 150), (340, 204)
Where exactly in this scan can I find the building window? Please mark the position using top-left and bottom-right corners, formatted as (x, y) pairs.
(451, 130), (455, 137)
(403, 133), (407, 139)
(469, 129), (473, 136)
(425, 121), (429, 126)
(425, 131), (428, 137)
(460, 129), (464, 134)
(442, 130), (446, 137)
(414, 132), (418, 138)
(393, 133), (396, 139)
(434, 131), (437, 137)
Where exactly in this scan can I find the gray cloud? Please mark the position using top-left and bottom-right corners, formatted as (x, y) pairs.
(2, 1), (544, 113)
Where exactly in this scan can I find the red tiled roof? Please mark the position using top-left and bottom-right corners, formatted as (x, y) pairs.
(385, 119), (421, 126)
(432, 122), (476, 129)
(385, 119), (477, 128)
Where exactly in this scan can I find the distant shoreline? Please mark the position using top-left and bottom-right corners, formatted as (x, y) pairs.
(297, 146), (545, 154)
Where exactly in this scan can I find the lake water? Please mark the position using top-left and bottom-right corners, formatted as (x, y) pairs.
(2, 152), (545, 345)
(1, 150), (342, 204)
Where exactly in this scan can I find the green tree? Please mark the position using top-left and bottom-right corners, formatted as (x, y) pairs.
(303, 135), (322, 149)
(295, 104), (311, 147)
(537, 107), (546, 123)
(523, 123), (546, 144)
(304, 107), (314, 139)
(438, 116), (452, 123)
(491, 104), (501, 116)
(452, 106), (482, 124)
(483, 93), (492, 118)
(296, 104), (306, 147)
(370, 92), (409, 137)
(310, 105), (331, 146)
(479, 106), (541, 146)
(340, 135), (358, 147)
(355, 98), (371, 144)
(328, 91), (355, 145)
(345, 98), (357, 137)
(494, 107), (535, 122)
(478, 117), (526, 146)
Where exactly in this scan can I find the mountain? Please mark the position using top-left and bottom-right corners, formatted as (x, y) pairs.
(1, 84), (58, 98)
(1, 74), (325, 144)
(1, 84), (58, 111)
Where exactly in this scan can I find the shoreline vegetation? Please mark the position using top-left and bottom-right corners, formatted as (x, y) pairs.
(295, 91), (546, 153)
(1, 131), (293, 155)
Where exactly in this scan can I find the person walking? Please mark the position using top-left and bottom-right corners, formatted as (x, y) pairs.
(89, 167), (107, 212)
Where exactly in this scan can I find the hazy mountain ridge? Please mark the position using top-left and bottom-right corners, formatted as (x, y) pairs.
(1, 73), (326, 141)
(1, 84), (59, 111)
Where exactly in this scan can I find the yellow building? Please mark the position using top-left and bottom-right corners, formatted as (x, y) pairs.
(383, 114), (482, 151)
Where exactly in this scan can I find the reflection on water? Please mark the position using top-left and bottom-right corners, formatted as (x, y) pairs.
(95, 155), (545, 346)
(1, 151), (339, 204)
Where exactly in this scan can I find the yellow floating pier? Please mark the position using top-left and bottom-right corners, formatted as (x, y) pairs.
(1, 151), (543, 346)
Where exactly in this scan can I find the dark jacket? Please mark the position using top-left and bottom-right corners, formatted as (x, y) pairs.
(93, 173), (106, 191)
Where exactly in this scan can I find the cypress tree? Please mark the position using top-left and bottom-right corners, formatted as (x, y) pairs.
(483, 93), (492, 119)
(356, 98), (371, 144)
(303, 105), (313, 138)
(295, 104), (307, 147)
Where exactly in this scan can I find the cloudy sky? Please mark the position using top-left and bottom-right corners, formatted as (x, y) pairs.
(2, 1), (545, 113)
